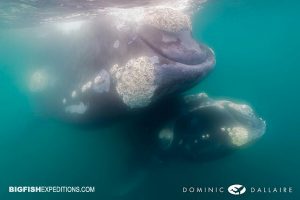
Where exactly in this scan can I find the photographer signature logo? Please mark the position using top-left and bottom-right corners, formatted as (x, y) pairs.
(228, 184), (246, 195)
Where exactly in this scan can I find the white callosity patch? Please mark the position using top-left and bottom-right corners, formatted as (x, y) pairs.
(81, 81), (92, 93)
(187, 93), (266, 146)
(70, 70), (111, 95)
(94, 76), (102, 84)
(144, 8), (191, 32)
(113, 40), (120, 49)
(159, 128), (174, 140)
(93, 70), (110, 93)
(71, 90), (77, 98)
(158, 127), (174, 149)
(228, 103), (253, 116)
(226, 126), (249, 147)
(201, 133), (210, 140)
(111, 56), (157, 108)
(65, 70), (110, 112)
(28, 69), (49, 92)
(64, 70), (111, 113)
(65, 102), (88, 114)
(110, 64), (122, 80)
(106, 0), (206, 30)
(194, 96), (252, 112)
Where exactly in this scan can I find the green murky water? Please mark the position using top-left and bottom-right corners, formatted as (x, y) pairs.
(0, 0), (299, 199)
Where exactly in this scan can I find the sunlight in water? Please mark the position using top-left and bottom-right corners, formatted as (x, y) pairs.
(56, 20), (85, 34)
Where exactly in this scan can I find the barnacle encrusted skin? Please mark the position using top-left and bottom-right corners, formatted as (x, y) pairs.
(65, 102), (88, 114)
(81, 81), (92, 93)
(228, 102), (254, 117)
(110, 64), (123, 80)
(227, 126), (249, 147)
(144, 8), (191, 32)
(110, 56), (157, 108)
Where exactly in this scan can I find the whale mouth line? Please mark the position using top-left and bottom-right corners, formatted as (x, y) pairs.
(140, 37), (183, 64)
(139, 33), (213, 68)
(140, 36), (189, 65)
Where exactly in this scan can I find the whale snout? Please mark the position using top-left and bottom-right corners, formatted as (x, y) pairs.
(139, 25), (215, 66)
(137, 24), (215, 100)
(156, 93), (266, 160)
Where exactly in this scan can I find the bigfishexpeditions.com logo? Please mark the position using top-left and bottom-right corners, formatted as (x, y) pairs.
(228, 184), (246, 195)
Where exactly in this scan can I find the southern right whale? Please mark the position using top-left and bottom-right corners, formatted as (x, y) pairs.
(1, 0), (266, 162)
(129, 93), (266, 161)
(23, 7), (215, 122)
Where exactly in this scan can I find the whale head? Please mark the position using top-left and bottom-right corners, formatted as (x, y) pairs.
(109, 8), (215, 109)
(157, 93), (266, 160)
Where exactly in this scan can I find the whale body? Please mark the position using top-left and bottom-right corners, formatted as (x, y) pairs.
(23, 8), (215, 122)
(0, 1), (266, 164)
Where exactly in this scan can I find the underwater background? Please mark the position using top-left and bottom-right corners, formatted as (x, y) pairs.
(0, 0), (299, 199)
